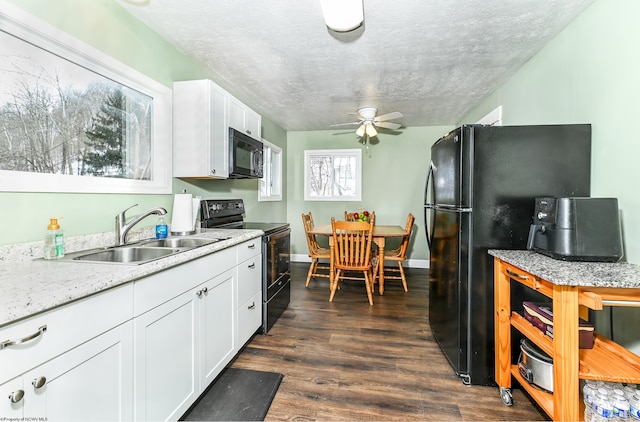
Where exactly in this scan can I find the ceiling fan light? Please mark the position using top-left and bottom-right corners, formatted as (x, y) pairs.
(355, 124), (366, 137)
(366, 123), (377, 137)
(319, 0), (363, 32)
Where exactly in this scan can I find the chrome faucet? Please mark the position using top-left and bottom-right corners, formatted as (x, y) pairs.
(115, 204), (167, 246)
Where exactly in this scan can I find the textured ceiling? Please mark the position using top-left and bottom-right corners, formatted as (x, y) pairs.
(115, 0), (595, 131)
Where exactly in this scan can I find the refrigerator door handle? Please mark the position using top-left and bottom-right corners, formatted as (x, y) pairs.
(432, 204), (472, 212)
(424, 161), (435, 205)
(424, 161), (436, 249)
(424, 206), (433, 250)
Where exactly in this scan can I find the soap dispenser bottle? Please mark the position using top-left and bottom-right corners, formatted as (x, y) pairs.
(44, 218), (64, 259)
(156, 216), (168, 239)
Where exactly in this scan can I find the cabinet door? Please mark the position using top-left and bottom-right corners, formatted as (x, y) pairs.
(207, 82), (229, 178)
(173, 79), (229, 178)
(0, 376), (24, 419)
(245, 107), (261, 140)
(199, 269), (236, 389)
(228, 96), (261, 140)
(237, 291), (262, 349)
(22, 321), (133, 421)
(134, 291), (197, 422)
(228, 96), (246, 134)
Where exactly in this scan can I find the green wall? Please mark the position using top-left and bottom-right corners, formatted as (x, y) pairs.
(2, 0), (287, 245)
(286, 126), (451, 263)
(460, 0), (640, 266)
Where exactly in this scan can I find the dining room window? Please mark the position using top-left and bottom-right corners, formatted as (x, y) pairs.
(0, 4), (172, 194)
(304, 149), (362, 201)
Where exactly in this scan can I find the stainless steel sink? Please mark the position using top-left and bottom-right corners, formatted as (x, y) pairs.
(136, 237), (219, 249)
(70, 247), (181, 264)
(64, 236), (229, 265)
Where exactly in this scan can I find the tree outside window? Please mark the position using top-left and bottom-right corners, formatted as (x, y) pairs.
(304, 149), (362, 201)
(0, 6), (171, 193)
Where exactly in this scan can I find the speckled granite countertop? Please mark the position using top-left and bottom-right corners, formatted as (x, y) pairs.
(489, 250), (640, 288)
(0, 229), (263, 328)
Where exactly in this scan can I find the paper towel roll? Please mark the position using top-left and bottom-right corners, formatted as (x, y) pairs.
(170, 193), (195, 234)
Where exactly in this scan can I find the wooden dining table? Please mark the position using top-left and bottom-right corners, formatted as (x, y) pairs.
(308, 224), (406, 295)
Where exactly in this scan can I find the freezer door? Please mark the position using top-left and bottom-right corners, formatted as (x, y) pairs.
(428, 127), (467, 208)
(428, 206), (471, 381)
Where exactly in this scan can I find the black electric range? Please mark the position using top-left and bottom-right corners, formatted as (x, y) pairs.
(200, 199), (290, 333)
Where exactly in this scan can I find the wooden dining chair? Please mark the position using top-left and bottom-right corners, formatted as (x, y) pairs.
(373, 213), (414, 292)
(302, 212), (331, 287)
(330, 217), (376, 305)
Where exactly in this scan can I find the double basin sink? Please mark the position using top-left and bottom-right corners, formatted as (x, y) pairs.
(65, 237), (228, 265)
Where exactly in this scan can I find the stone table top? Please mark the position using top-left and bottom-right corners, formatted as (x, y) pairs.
(489, 250), (640, 288)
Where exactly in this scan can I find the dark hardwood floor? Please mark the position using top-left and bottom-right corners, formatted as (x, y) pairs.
(230, 262), (547, 421)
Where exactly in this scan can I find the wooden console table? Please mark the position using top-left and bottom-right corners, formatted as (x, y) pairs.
(490, 250), (640, 421)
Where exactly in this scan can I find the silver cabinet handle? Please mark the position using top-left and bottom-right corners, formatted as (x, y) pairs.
(32, 376), (46, 389)
(1, 325), (47, 350)
(196, 287), (209, 298)
(248, 262), (255, 269)
(248, 302), (255, 309)
(246, 129), (252, 135)
(8, 390), (24, 403)
(248, 243), (256, 249)
(211, 169), (216, 174)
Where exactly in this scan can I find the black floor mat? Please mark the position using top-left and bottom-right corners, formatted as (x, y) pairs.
(181, 368), (284, 421)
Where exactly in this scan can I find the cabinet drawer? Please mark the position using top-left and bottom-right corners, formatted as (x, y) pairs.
(237, 238), (261, 263)
(237, 255), (262, 307)
(134, 246), (237, 316)
(236, 292), (261, 348)
(0, 283), (133, 382)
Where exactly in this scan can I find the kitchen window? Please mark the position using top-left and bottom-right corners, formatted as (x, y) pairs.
(259, 139), (282, 201)
(0, 4), (172, 194)
(304, 149), (362, 201)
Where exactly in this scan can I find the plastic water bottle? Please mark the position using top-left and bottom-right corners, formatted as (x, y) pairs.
(613, 389), (631, 421)
(629, 392), (640, 420)
(625, 385), (639, 401)
(584, 381), (598, 422)
(594, 388), (615, 422)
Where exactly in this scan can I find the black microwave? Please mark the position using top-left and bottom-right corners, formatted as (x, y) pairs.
(228, 127), (263, 179)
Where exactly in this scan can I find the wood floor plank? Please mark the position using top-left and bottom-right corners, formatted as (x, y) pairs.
(230, 263), (547, 421)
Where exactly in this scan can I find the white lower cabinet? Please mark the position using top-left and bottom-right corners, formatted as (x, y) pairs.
(1, 238), (263, 422)
(132, 247), (247, 422)
(199, 269), (236, 388)
(236, 291), (262, 349)
(0, 284), (133, 422)
(133, 288), (198, 422)
(1, 320), (134, 421)
(235, 245), (262, 350)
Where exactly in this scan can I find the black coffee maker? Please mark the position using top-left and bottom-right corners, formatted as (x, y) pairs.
(527, 197), (623, 262)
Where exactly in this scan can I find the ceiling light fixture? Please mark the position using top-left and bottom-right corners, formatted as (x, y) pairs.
(319, 0), (364, 32)
(355, 124), (366, 138)
(365, 123), (377, 137)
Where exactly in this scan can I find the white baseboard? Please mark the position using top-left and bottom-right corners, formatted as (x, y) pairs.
(290, 254), (429, 269)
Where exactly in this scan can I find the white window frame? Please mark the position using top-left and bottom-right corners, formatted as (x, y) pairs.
(0, 3), (172, 194)
(304, 149), (362, 201)
(258, 138), (282, 202)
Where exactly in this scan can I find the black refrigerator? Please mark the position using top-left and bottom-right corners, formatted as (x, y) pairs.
(424, 124), (591, 386)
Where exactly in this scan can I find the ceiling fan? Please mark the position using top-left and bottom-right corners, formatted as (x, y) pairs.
(332, 107), (403, 138)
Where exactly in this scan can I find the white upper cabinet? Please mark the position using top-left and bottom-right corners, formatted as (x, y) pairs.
(228, 95), (262, 141)
(173, 80), (262, 179)
(173, 79), (229, 178)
